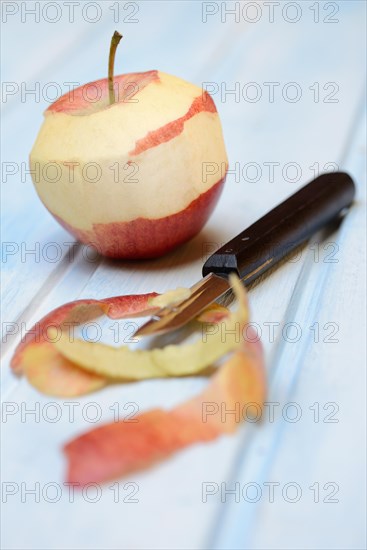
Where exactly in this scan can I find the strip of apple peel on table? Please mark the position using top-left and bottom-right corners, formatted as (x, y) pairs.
(47, 275), (248, 380)
(61, 277), (264, 485)
(11, 292), (162, 397)
(12, 275), (253, 398)
(11, 275), (266, 483)
(64, 332), (266, 486)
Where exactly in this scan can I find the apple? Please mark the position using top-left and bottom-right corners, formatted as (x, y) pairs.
(29, 32), (228, 258)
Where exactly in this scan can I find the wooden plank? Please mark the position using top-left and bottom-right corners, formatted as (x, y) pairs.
(1, 2), (365, 549)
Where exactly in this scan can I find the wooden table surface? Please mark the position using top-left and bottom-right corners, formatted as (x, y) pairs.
(1, 1), (366, 549)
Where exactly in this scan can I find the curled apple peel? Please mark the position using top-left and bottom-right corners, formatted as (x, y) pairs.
(64, 326), (265, 485)
(11, 286), (232, 396)
(10, 276), (265, 482)
(49, 275), (247, 380)
(11, 293), (160, 397)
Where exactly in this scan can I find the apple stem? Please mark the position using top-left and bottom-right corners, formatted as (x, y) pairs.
(108, 31), (123, 105)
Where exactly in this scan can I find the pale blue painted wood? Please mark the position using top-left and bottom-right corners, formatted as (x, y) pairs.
(1, 1), (366, 549)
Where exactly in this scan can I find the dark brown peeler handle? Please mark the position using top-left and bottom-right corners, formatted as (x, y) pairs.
(202, 172), (356, 283)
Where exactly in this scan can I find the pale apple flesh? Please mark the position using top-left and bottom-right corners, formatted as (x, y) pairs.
(30, 71), (228, 258)
(53, 176), (224, 258)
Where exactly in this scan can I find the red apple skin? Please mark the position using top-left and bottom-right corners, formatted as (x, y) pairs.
(47, 71), (159, 115)
(53, 175), (225, 259)
(129, 91), (217, 156)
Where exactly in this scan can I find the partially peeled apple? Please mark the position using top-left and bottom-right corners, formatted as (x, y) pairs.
(29, 32), (228, 258)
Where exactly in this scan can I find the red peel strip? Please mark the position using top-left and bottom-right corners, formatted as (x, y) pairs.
(11, 293), (159, 396)
(12, 293), (159, 374)
(64, 327), (265, 485)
